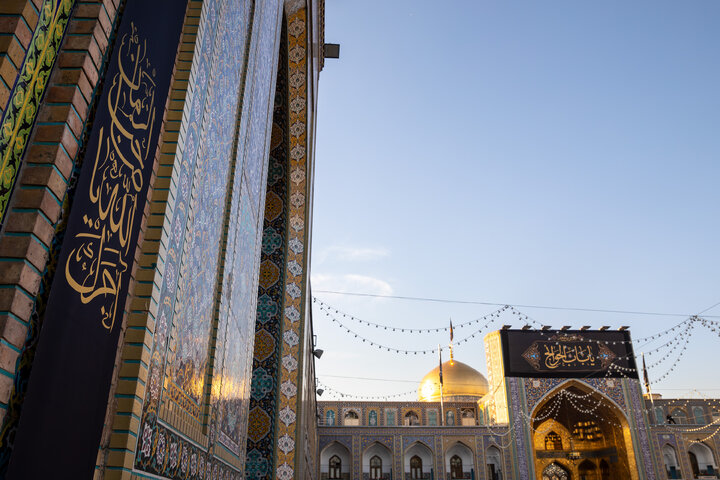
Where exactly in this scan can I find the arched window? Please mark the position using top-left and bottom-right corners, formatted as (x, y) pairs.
(477, 409), (485, 425)
(386, 409), (396, 426)
(428, 410), (438, 426)
(544, 431), (563, 450)
(344, 410), (360, 426)
(670, 408), (687, 424)
(325, 410), (335, 426)
(410, 455), (423, 479)
(405, 411), (420, 426)
(450, 455), (463, 479)
(370, 455), (382, 480)
(693, 406), (706, 425)
(461, 408), (475, 426)
(329, 455), (342, 480)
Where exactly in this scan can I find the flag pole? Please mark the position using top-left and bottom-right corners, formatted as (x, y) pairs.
(439, 344), (444, 426)
(642, 352), (656, 418)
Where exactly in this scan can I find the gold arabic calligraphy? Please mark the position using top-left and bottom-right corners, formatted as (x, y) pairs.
(65, 23), (156, 331)
(543, 344), (596, 369)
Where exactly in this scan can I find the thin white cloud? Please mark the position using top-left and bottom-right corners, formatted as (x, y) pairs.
(316, 246), (390, 264)
(311, 273), (393, 296)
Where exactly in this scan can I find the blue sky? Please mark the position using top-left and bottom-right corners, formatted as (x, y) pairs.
(310, 0), (720, 401)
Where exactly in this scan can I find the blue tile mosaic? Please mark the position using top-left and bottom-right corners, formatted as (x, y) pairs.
(135, 0), (282, 478)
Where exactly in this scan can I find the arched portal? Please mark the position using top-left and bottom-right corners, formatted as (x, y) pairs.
(363, 442), (392, 480)
(404, 442), (433, 480)
(320, 442), (351, 480)
(486, 446), (503, 480)
(530, 380), (639, 480)
(662, 444), (681, 479)
(445, 442), (474, 479)
(688, 443), (718, 478)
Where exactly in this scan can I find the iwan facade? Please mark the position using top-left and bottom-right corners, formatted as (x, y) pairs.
(317, 330), (720, 480)
(0, 0), (326, 479)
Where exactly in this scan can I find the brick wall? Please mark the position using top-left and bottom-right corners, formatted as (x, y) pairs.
(0, 0), (120, 441)
(0, 0), (42, 116)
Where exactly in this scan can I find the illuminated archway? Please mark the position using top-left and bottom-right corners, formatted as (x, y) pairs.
(529, 380), (639, 480)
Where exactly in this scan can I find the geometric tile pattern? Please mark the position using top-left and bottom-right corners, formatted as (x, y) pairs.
(628, 381), (657, 480)
(507, 377), (531, 480)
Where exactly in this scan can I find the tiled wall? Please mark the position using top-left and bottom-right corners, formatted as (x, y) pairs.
(110, 0), (284, 479)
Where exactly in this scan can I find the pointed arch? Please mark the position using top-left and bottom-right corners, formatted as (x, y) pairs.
(445, 441), (473, 479)
(321, 441), (351, 480)
(343, 409), (360, 426)
(532, 379), (628, 416)
(404, 410), (420, 426)
(529, 379), (639, 480)
(662, 443), (681, 479)
(363, 442), (392, 480)
(485, 445), (503, 480)
(688, 442), (718, 477)
(405, 441), (433, 479)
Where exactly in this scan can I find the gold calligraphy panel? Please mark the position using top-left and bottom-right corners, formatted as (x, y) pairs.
(64, 23), (156, 331)
(522, 336), (617, 372)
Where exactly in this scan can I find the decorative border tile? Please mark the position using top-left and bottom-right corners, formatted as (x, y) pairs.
(273, 8), (310, 480)
(0, 0), (75, 221)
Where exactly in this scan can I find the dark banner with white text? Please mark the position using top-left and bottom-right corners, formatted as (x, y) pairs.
(6, 1), (187, 477)
(500, 329), (638, 379)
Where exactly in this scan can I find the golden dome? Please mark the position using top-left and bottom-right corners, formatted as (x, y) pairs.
(417, 359), (489, 402)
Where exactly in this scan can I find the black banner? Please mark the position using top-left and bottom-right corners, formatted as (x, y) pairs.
(6, 1), (187, 477)
(500, 329), (638, 379)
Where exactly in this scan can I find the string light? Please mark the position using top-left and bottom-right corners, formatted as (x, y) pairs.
(316, 301), (503, 355)
(313, 297), (507, 333)
(313, 300), (720, 446)
(689, 423), (720, 444)
(317, 380), (417, 401)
